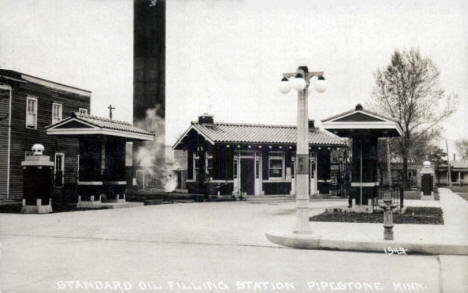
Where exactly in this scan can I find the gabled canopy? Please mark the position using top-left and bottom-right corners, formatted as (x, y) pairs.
(321, 104), (403, 137)
(46, 112), (154, 141)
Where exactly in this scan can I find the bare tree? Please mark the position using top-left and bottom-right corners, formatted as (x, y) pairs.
(456, 139), (468, 160)
(372, 49), (458, 189)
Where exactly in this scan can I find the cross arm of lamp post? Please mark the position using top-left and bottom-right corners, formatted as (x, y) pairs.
(282, 70), (324, 84)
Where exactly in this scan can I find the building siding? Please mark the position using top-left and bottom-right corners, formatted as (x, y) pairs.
(5, 80), (90, 200)
(0, 88), (10, 199)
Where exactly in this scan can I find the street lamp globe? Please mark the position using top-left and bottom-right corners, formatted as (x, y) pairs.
(314, 76), (327, 93)
(291, 74), (306, 91)
(278, 77), (291, 94)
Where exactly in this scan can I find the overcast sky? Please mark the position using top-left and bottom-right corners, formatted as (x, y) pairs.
(0, 0), (133, 120)
(1, 0), (467, 155)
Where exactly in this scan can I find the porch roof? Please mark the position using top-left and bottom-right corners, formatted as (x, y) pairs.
(321, 104), (403, 137)
(46, 112), (154, 141)
(173, 121), (347, 149)
(438, 160), (468, 171)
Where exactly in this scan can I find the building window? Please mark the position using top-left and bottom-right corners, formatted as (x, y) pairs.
(255, 160), (260, 179)
(26, 96), (38, 129)
(233, 160), (238, 179)
(330, 150), (340, 163)
(78, 108), (88, 114)
(291, 159), (295, 178)
(54, 153), (65, 187)
(52, 103), (63, 124)
(269, 151), (284, 178)
(206, 153), (213, 178)
(193, 154), (199, 180)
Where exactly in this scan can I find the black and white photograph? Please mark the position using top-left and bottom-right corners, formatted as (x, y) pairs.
(0, 0), (467, 292)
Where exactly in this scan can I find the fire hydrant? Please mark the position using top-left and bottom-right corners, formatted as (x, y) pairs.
(380, 198), (397, 240)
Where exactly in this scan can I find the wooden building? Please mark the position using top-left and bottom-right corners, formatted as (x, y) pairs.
(173, 114), (347, 196)
(437, 160), (468, 186)
(0, 69), (91, 201)
(46, 112), (154, 201)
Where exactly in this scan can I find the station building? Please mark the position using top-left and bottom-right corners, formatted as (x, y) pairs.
(173, 114), (347, 196)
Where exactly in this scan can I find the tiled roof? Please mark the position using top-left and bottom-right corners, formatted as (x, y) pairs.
(70, 112), (154, 135)
(185, 122), (347, 146)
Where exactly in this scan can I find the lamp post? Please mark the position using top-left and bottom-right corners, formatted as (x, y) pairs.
(279, 66), (327, 234)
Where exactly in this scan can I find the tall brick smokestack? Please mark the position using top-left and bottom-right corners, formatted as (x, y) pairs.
(133, 0), (165, 189)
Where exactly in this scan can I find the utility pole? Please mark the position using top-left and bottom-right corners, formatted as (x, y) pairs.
(446, 140), (452, 187)
(386, 138), (392, 186)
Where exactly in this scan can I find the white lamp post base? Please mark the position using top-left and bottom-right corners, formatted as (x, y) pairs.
(293, 204), (313, 234)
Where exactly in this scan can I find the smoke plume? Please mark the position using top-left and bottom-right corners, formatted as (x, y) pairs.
(135, 107), (177, 192)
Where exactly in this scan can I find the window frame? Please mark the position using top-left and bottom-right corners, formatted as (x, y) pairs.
(268, 151), (285, 179)
(233, 159), (238, 179)
(193, 153), (200, 181)
(206, 153), (213, 178)
(291, 158), (295, 179)
(255, 160), (260, 179)
(25, 96), (38, 129)
(78, 108), (88, 114)
(52, 102), (63, 124)
(54, 152), (65, 187)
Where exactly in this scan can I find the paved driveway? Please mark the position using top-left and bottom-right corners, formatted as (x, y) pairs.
(0, 198), (466, 292)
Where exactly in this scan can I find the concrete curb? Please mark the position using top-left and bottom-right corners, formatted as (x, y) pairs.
(265, 232), (468, 256)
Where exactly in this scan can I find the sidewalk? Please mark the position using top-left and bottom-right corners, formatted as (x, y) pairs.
(267, 188), (468, 255)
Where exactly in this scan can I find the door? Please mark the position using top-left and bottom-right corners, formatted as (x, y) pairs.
(240, 158), (255, 195)
(421, 174), (433, 195)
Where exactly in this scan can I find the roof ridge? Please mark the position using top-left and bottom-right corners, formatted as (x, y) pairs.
(194, 121), (339, 135)
(322, 107), (398, 123)
(0, 69), (92, 94)
(74, 112), (133, 126)
(193, 121), (297, 129)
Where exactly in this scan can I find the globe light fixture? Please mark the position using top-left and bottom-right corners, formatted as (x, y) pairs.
(278, 77), (291, 94)
(314, 76), (327, 93)
(291, 73), (306, 91)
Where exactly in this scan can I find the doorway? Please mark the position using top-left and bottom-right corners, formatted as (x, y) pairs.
(240, 158), (255, 195)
